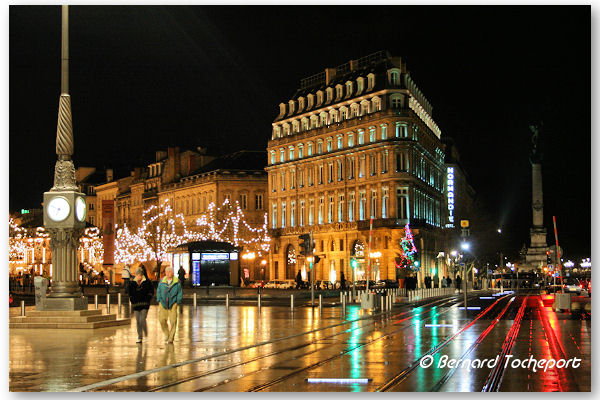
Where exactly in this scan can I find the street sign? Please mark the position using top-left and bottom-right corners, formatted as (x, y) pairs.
(460, 220), (469, 228)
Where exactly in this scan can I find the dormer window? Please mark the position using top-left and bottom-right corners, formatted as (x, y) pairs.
(389, 69), (401, 85)
(288, 100), (295, 115)
(316, 91), (324, 106)
(335, 84), (343, 100)
(307, 94), (314, 109)
(298, 97), (305, 112)
(279, 103), (286, 117)
(367, 73), (375, 90)
(326, 87), (333, 103)
(356, 77), (365, 94)
(345, 81), (353, 97)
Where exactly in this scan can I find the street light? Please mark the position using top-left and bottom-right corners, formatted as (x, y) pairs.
(461, 242), (470, 251)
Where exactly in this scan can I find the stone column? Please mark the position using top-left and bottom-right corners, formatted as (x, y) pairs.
(47, 228), (83, 298)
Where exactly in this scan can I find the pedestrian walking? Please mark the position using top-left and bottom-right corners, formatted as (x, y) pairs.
(296, 270), (303, 289)
(139, 264), (149, 280)
(129, 268), (154, 343)
(121, 264), (132, 292)
(340, 270), (346, 291)
(157, 266), (183, 343)
(441, 276), (448, 288)
(177, 267), (186, 288)
(456, 275), (462, 293)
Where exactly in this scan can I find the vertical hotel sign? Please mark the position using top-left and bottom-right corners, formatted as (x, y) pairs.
(102, 200), (115, 267)
(446, 167), (455, 228)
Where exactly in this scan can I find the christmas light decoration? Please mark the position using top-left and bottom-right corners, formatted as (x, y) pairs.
(115, 198), (271, 265)
(394, 223), (418, 269)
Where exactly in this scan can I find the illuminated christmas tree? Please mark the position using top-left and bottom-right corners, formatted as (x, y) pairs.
(394, 223), (418, 269)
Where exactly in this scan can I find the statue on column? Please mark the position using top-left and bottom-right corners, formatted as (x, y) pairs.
(529, 122), (543, 164)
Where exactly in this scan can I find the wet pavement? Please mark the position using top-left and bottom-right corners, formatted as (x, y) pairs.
(8, 291), (591, 392)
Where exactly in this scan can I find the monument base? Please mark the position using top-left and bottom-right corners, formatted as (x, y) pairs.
(40, 296), (87, 311)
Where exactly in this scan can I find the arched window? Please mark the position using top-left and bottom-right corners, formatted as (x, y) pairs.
(310, 115), (318, 129)
(372, 96), (381, 112)
(307, 94), (314, 109)
(335, 84), (344, 100)
(350, 103), (359, 118)
(317, 90), (324, 106)
(326, 87), (334, 103)
(288, 100), (295, 115)
(360, 100), (370, 115)
(389, 69), (401, 85)
(301, 117), (309, 131)
(340, 106), (348, 121)
(329, 109), (338, 124)
(320, 112), (328, 126)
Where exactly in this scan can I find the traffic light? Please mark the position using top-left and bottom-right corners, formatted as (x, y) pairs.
(351, 258), (358, 269)
(298, 234), (311, 256)
(546, 251), (552, 265)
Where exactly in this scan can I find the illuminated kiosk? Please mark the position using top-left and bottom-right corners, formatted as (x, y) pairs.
(169, 241), (241, 286)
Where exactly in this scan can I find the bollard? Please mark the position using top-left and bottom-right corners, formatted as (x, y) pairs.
(20, 300), (25, 316)
(95, 294), (98, 309)
(194, 293), (197, 307)
(226, 294), (229, 309)
(319, 294), (322, 314)
(291, 294), (294, 311)
(107, 294), (111, 313)
(342, 294), (346, 314)
(118, 292), (122, 309)
(380, 295), (385, 311)
(340, 292), (343, 303)
(258, 294), (261, 312)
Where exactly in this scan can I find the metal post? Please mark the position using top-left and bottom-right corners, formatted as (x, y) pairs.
(107, 294), (111, 313)
(310, 231), (315, 307)
(342, 294), (346, 314)
(20, 300), (25, 316)
(193, 293), (197, 307)
(118, 292), (122, 309)
(226, 293), (229, 309)
(318, 294), (322, 314)
(380, 295), (385, 311)
(258, 294), (261, 312)
(291, 294), (294, 311)
(340, 292), (343, 303)
(94, 294), (98, 309)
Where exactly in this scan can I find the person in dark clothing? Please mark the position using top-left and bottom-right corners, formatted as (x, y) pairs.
(456, 275), (462, 292)
(296, 270), (303, 289)
(139, 264), (149, 280)
(177, 268), (186, 288)
(447, 276), (452, 288)
(424, 275), (431, 289)
(98, 270), (105, 285)
(340, 271), (346, 291)
(128, 268), (154, 343)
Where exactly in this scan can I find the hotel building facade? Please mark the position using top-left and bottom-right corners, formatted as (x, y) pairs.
(266, 51), (450, 284)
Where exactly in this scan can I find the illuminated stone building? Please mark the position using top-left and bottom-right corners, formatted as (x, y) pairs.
(266, 51), (448, 284)
(93, 147), (268, 280)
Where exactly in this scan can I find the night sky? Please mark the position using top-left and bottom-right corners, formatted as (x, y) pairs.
(9, 6), (591, 261)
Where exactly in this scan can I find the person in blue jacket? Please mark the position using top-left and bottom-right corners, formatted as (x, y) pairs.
(156, 266), (183, 343)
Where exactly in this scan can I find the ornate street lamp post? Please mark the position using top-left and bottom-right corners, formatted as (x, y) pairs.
(42, 5), (87, 310)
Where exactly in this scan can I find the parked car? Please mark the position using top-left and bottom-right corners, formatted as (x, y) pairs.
(563, 277), (582, 294)
(264, 280), (295, 289)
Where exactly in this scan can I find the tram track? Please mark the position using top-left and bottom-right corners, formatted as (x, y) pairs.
(376, 293), (516, 392)
(73, 292), (464, 392)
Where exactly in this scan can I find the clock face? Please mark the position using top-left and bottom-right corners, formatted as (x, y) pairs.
(75, 197), (86, 222)
(47, 196), (71, 222)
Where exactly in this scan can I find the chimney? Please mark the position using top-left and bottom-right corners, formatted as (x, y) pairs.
(325, 68), (337, 85)
(134, 167), (141, 179)
(168, 147), (181, 179)
(155, 150), (167, 162)
(106, 169), (113, 182)
(350, 59), (359, 71)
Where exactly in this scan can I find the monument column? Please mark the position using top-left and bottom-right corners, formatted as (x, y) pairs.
(525, 123), (549, 267)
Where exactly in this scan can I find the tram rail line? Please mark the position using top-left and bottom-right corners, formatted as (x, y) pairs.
(148, 295), (460, 392)
(71, 292), (463, 392)
(162, 294), (466, 392)
(242, 292), (509, 392)
(428, 295), (519, 392)
(481, 295), (528, 392)
(376, 293), (516, 392)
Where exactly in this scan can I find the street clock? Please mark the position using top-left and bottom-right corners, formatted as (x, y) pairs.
(44, 191), (86, 229)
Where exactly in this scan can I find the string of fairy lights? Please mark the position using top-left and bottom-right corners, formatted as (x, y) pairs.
(115, 198), (271, 265)
(9, 218), (104, 272)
